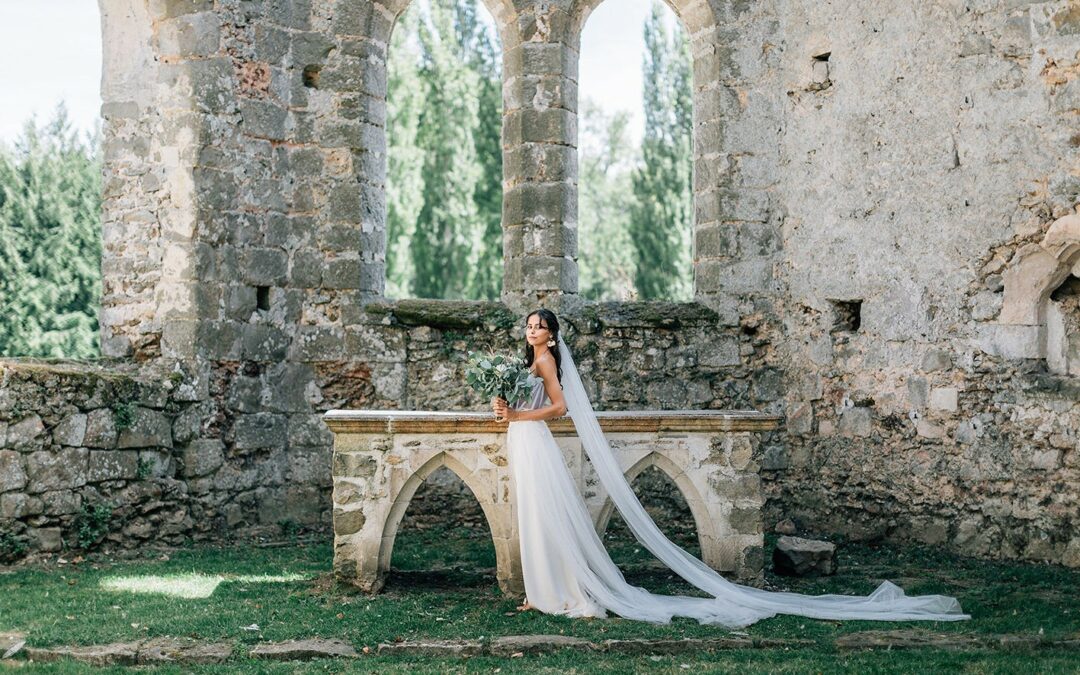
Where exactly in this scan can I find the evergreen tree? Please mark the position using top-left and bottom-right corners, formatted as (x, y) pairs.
(463, 6), (504, 302)
(629, 2), (693, 301)
(385, 10), (426, 299)
(0, 105), (101, 357)
(578, 99), (637, 300)
(386, 0), (502, 301)
(411, 0), (483, 299)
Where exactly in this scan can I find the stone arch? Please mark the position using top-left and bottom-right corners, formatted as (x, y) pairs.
(990, 209), (1080, 365)
(381, 0), (520, 49)
(594, 451), (710, 554)
(377, 451), (517, 589)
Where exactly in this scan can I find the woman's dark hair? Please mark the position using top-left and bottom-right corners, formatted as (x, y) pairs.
(523, 309), (562, 383)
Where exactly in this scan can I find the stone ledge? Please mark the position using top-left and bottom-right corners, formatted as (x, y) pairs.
(324, 409), (783, 434)
(362, 299), (515, 330)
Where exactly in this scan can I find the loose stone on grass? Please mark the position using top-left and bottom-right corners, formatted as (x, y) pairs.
(834, 630), (1040, 651)
(377, 639), (485, 657)
(772, 536), (836, 576)
(137, 637), (234, 664)
(488, 634), (597, 655)
(249, 638), (358, 660)
(25, 642), (140, 666)
(0, 632), (26, 659)
(601, 637), (753, 654)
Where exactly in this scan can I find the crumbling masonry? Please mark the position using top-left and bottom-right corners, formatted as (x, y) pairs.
(0, 0), (1077, 568)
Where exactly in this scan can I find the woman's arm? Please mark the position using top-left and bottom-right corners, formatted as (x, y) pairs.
(492, 355), (567, 422)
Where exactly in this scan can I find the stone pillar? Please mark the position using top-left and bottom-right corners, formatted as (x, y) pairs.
(502, 3), (579, 312)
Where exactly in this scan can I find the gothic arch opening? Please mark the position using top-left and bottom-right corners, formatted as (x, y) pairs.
(597, 452), (705, 587)
(390, 466), (496, 584)
(381, 453), (500, 586)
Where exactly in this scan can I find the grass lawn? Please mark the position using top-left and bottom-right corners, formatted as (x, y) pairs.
(0, 520), (1077, 673)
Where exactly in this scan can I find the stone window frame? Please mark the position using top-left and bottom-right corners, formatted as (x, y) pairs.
(340, 0), (761, 315)
(984, 209), (1080, 370)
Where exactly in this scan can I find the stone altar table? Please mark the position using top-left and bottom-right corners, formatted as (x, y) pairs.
(325, 410), (781, 595)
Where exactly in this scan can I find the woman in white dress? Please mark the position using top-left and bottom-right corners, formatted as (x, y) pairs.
(492, 309), (969, 627)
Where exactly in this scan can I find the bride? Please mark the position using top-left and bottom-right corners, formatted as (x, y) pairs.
(491, 309), (969, 627)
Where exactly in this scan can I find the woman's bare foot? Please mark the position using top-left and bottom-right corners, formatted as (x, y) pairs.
(516, 599), (533, 612)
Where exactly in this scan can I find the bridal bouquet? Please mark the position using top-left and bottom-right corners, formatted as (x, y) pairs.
(464, 351), (533, 407)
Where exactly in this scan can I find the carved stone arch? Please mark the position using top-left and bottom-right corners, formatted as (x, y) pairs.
(570, 0), (723, 37)
(382, 0), (521, 50)
(594, 451), (710, 554)
(376, 451), (519, 592)
(990, 209), (1080, 365)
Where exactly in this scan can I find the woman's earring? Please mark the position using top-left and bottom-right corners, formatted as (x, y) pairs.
(547, 338), (556, 347)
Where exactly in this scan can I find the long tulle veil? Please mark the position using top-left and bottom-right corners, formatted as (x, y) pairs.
(555, 336), (969, 624)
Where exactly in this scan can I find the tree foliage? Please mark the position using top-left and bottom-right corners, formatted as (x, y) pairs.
(578, 100), (637, 301)
(627, 2), (694, 301)
(386, 0), (503, 301)
(0, 105), (101, 357)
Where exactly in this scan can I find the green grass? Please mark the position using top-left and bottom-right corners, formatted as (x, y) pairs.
(0, 522), (1077, 673)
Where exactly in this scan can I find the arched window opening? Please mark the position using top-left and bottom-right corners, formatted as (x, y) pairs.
(390, 466), (497, 586)
(578, 0), (693, 302)
(385, 0), (503, 301)
(0, 3), (102, 357)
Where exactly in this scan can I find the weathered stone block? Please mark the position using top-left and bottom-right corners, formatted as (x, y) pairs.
(290, 326), (345, 360)
(156, 12), (220, 57)
(838, 407), (873, 437)
(27, 527), (63, 552)
(333, 507), (366, 535)
(929, 388), (958, 412)
(243, 325), (290, 361)
(773, 536), (836, 576)
(239, 98), (288, 140)
(117, 408), (173, 448)
(26, 448), (88, 493)
(88, 450), (140, 482)
(8, 415), (44, 449)
(322, 256), (361, 289)
(0, 450), (27, 492)
(42, 490), (81, 516)
(240, 248), (288, 286)
(233, 413), (287, 449)
(53, 413), (88, 447)
(288, 414), (333, 446)
(333, 452), (377, 478)
(181, 439), (225, 477)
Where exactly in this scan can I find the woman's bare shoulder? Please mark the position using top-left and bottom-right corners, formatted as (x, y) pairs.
(534, 352), (557, 375)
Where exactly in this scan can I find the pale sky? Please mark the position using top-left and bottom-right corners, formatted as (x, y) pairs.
(0, 0), (676, 145)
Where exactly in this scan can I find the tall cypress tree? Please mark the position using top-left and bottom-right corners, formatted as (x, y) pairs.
(385, 10), (426, 299)
(463, 7), (504, 302)
(578, 99), (636, 300)
(408, 0), (483, 299)
(386, 0), (502, 301)
(629, 2), (693, 301)
(0, 106), (101, 357)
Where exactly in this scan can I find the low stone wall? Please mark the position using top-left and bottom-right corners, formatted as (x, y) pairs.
(0, 359), (335, 560)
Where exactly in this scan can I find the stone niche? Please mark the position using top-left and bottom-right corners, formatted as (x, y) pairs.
(325, 409), (780, 595)
(985, 209), (1080, 370)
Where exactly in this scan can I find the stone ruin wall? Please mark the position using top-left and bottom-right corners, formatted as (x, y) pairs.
(1, 0), (1078, 567)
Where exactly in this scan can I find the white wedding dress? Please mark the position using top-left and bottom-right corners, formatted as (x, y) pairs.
(505, 338), (969, 627)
